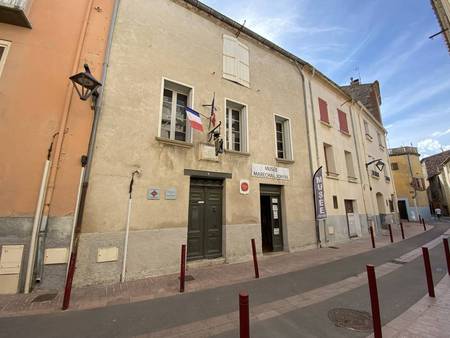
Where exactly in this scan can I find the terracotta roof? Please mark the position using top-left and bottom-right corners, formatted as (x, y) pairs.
(421, 150), (450, 178)
(341, 81), (383, 124)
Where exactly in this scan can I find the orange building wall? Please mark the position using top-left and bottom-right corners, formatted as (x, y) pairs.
(0, 0), (114, 218)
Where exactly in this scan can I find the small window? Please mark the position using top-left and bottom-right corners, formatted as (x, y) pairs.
(345, 151), (356, 178)
(223, 35), (250, 87)
(377, 132), (384, 148)
(333, 196), (338, 209)
(338, 109), (349, 134)
(225, 100), (247, 152)
(323, 143), (337, 175)
(364, 120), (370, 135)
(0, 40), (11, 79)
(160, 79), (193, 142)
(389, 200), (394, 212)
(275, 115), (292, 160)
(391, 163), (399, 170)
(318, 98), (329, 123)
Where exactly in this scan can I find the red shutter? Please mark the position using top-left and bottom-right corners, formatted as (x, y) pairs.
(318, 98), (329, 123)
(338, 109), (349, 133)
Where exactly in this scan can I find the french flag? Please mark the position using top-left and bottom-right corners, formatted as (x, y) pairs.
(186, 107), (204, 132)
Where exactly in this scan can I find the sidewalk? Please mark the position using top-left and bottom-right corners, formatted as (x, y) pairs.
(0, 222), (434, 317)
(370, 275), (450, 338)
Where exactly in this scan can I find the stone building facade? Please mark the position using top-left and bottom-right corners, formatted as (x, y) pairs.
(422, 150), (450, 215)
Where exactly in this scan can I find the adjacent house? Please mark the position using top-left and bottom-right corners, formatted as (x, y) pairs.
(431, 0), (450, 53)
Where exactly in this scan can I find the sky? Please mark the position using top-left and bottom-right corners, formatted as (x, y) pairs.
(202, 0), (450, 158)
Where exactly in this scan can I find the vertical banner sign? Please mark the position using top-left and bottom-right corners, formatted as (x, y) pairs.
(313, 166), (327, 220)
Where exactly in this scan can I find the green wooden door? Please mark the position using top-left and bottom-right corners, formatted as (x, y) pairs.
(188, 179), (223, 260)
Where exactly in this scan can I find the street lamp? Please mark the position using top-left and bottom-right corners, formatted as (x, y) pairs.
(69, 64), (102, 102)
(366, 159), (385, 191)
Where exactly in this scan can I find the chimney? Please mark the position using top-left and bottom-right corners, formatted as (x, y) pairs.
(350, 77), (360, 86)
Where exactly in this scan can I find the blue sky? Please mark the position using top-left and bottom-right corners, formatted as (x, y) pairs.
(203, 0), (450, 158)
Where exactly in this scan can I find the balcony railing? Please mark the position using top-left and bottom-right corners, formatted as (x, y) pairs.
(0, 0), (32, 28)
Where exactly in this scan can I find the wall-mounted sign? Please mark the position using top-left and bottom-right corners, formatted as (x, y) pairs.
(274, 228), (280, 235)
(147, 187), (160, 200)
(313, 167), (327, 220)
(251, 164), (289, 180)
(165, 188), (177, 200)
(240, 179), (250, 194)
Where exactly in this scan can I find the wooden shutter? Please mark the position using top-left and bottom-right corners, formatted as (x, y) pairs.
(223, 35), (237, 82)
(338, 109), (349, 133)
(318, 98), (329, 123)
(237, 42), (250, 87)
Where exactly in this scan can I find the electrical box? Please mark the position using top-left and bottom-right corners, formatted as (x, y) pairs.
(97, 247), (118, 263)
(328, 226), (335, 235)
(0, 245), (24, 275)
(44, 248), (68, 265)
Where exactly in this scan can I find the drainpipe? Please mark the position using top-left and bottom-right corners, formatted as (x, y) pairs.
(63, 0), (121, 304)
(295, 62), (321, 247)
(348, 103), (370, 233)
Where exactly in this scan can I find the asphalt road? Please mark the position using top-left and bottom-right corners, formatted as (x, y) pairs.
(0, 223), (448, 338)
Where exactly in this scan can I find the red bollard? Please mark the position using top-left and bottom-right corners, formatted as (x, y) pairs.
(179, 244), (186, 293)
(422, 218), (427, 231)
(366, 265), (382, 338)
(239, 292), (250, 338)
(369, 226), (376, 249)
(251, 239), (259, 279)
(62, 252), (77, 310)
(388, 224), (394, 243)
(443, 238), (450, 275)
(419, 215), (422, 224)
(422, 247), (435, 297)
(400, 222), (405, 240)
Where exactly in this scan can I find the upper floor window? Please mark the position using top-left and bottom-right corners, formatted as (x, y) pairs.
(160, 79), (193, 142)
(344, 150), (356, 179)
(275, 115), (292, 160)
(377, 132), (384, 149)
(391, 162), (399, 170)
(323, 143), (337, 176)
(0, 40), (11, 79)
(223, 35), (250, 87)
(338, 109), (349, 134)
(318, 98), (329, 124)
(225, 100), (248, 152)
(364, 120), (370, 135)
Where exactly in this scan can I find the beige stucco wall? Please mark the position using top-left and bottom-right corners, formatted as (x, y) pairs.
(75, 0), (316, 286)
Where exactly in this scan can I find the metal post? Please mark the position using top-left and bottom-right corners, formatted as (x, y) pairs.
(442, 238), (450, 275)
(400, 222), (405, 240)
(239, 292), (250, 338)
(419, 215), (422, 224)
(62, 252), (76, 310)
(369, 226), (376, 249)
(180, 244), (186, 293)
(422, 218), (426, 231)
(422, 247), (435, 297)
(388, 224), (393, 243)
(366, 265), (382, 338)
(251, 239), (259, 279)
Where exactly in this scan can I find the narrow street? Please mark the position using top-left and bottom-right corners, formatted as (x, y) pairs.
(0, 222), (448, 338)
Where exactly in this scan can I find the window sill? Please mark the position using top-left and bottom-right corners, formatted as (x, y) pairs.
(320, 120), (332, 128)
(225, 149), (250, 157)
(276, 158), (295, 164)
(326, 172), (339, 180)
(155, 137), (194, 148)
(348, 176), (358, 183)
(379, 145), (385, 151)
(339, 130), (351, 137)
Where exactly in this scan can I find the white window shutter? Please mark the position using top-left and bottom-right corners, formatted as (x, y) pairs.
(223, 35), (238, 82)
(237, 42), (250, 87)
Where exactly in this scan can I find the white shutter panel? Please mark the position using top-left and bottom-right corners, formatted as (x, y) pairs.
(223, 35), (238, 82)
(237, 42), (250, 87)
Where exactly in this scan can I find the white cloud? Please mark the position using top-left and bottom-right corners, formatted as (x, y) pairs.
(417, 138), (450, 157)
(431, 128), (450, 137)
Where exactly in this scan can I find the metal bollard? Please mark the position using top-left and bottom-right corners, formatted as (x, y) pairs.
(400, 222), (405, 240)
(422, 247), (435, 297)
(179, 244), (186, 293)
(369, 226), (376, 249)
(422, 218), (427, 231)
(419, 215), (422, 224)
(366, 265), (382, 338)
(251, 239), (260, 279)
(443, 238), (450, 275)
(388, 224), (394, 243)
(62, 252), (77, 310)
(239, 292), (250, 338)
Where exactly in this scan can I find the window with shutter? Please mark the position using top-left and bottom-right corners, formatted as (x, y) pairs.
(223, 35), (250, 87)
(338, 109), (349, 134)
(318, 98), (329, 123)
(0, 40), (11, 79)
